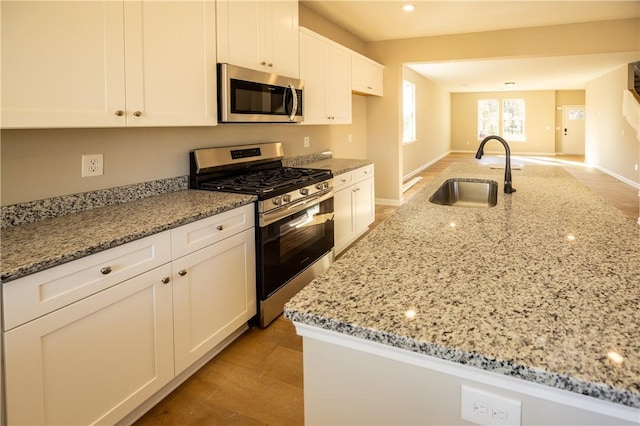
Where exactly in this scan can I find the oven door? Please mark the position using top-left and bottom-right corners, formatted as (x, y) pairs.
(258, 195), (334, 300)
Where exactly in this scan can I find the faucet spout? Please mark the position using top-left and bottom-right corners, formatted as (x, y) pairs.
(475, 135), (516, 194)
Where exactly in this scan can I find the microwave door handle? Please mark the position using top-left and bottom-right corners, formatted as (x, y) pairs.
(287, 83), (297, 122)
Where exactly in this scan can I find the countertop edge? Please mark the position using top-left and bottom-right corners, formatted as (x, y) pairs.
(283, 309), (640, 409)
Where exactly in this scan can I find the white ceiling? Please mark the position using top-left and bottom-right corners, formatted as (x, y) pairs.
(301, 0), (640, 92)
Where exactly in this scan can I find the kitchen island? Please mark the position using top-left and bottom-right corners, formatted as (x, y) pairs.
(284, 162), (640, 425)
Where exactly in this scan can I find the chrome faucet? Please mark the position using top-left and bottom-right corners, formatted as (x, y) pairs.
(475, 135), (516, 194)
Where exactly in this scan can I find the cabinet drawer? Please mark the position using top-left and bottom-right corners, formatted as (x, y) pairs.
(171, 204), (254, 259)
(354, 164), (374, 182)
(3, 231), (172, 331)
(333, 172), (354, 192)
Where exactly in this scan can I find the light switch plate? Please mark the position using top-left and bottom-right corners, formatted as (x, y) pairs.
(461, 385), (521, 426)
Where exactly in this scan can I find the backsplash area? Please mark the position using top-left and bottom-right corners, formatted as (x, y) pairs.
(1, 152), (335, 228)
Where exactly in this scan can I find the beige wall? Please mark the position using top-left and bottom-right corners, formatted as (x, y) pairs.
(0, 5), (371, 206)
(451, 91), (556, 154)
(365, 18), (639, 202)
(585, 65), (640, 185)
(555, 90), (586, 152)
(402, 66), (450, 178)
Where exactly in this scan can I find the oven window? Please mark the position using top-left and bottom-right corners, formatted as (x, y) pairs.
(230, 79), (286, 115)
(258, 198), (334, 299)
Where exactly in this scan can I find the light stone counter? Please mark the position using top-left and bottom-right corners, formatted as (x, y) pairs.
(285, 162), (640, 409)
(1, 190), (256, 283)
(303, 158), (373, 176)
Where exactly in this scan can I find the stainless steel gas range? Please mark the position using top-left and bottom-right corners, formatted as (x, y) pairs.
(189, 142), (334, 327)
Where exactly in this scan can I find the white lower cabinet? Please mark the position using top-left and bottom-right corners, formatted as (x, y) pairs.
(1, 204), (256, 425)
(334, 165), (375, 255)
(172, 227), (256, 374)
(3, 263), (175, 426)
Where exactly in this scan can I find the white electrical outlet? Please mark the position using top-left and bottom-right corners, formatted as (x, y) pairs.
(81, 154), (104, 177)
(461, 385), (521, 426)
(304, 136), (310, 148)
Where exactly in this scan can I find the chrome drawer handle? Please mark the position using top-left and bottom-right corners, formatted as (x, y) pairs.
(133, 111), (142, 117)
(100, 266), (112, 275)
(216, 225), (224, 231)
(178, 270), (187, 276)
(114, 110), (124, 117)
(161, 277), (170, 284)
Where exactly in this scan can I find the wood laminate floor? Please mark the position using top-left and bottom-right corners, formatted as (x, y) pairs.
(134, 153), (639, 426)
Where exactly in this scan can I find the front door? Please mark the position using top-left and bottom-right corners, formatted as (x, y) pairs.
(562, 105), (586, 155)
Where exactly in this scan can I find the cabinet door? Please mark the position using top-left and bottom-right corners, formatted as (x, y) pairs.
(216, 0), (261, 72)
(3, 264), (174, 426)
(299, 30), (329, 124)
(172, 228), (256, 374)
(352, 54), (384, 96)
(354, 176), (375, 234)
(217, 0), (298, 78)
(124, 0), (217, 126)
(327, 45), (352, 124)
(263, 0), (299, 78)
(334, 186), (356, 255)
(1, 1), (126, 128)
(299, 28), (351, 125)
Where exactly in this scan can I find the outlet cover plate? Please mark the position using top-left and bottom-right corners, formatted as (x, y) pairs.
(461, 385), (521, 426)
(82, 154), (104, 177)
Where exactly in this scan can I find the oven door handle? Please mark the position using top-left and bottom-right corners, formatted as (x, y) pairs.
(260, 189), (333, 227)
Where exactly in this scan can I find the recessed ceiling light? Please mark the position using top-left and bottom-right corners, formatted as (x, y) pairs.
(403, 4), (415, 12)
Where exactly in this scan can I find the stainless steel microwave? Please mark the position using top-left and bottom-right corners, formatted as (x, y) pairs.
(217, 63), (303, 123)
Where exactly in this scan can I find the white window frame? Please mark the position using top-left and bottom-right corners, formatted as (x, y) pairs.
(477, 98), (526, 142)
(403, 80), (416, 144)
(477, 99), (499, 140)
(502, 98), (526, 141)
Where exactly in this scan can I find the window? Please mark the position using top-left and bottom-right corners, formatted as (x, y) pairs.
(403, 80), (416, 143)
(502, 99), (525, 141)
(477, 99), (499, 140)
(477, 98), (525, 141)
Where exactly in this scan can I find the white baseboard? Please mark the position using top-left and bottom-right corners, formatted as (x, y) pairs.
(402, 176), (423, 193)
(403, 151), (451, 181)
(594, 165), (640, 190)
(375, 198), (402, 207)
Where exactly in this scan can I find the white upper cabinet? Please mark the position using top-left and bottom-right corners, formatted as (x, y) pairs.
(1, 1), (217, 129)
(299, 27), (352, 125)
(352, 53), (384, 96)
(216, 0), (299, 79)
(123, 1), (217, 127)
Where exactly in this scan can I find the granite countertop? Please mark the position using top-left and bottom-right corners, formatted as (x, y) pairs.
(304, 158), (373, 176)
(1, 190), (256, 283)
(285, 162), (640, 408)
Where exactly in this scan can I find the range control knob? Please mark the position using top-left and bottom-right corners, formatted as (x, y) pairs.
(300, 188), (309, 196)
(315, 182), (328, 190)
(273, 196), (282, 206)
(283, 194), (292, 203)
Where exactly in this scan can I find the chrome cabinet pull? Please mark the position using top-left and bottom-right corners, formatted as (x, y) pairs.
(115, 110), (124, 116)
(161, 277), (170, 284)
(133, 111), (142, 117)
(178, 270), (187, 276)
(100, 266), (112, 275)
(216, 225), (223, 231)
(260, 61), (266, 65)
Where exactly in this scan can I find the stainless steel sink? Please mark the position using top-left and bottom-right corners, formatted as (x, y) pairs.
(429, 178), (498, 208)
